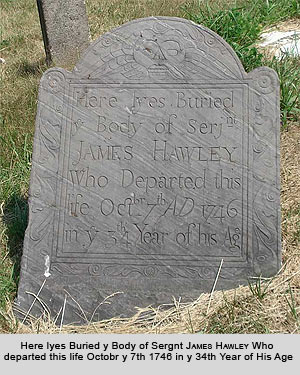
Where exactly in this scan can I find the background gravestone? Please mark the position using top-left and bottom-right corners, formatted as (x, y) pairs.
(37, 0), (90, 65)
(16, 17), (281, 324)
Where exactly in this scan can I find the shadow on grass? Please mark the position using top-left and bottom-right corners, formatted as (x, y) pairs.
(16, 59), (48, 77)
(2, 194), (28, 286)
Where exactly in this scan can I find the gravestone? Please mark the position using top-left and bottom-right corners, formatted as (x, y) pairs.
(36, 0), (90, 65)
(16, 17), (281, 324)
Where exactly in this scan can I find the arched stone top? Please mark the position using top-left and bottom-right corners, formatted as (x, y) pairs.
(73, 16), (246, 82)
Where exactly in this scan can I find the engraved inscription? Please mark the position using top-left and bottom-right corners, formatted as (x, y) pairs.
(55, 85), (247, 264)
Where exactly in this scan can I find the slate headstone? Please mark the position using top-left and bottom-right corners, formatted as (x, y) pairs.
(16, 17), (281, 324)
(37, 0), (90, 65)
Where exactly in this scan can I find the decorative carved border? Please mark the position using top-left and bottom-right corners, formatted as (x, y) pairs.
(51, 262), (250, 279)
(25, 69), (66, 276)
(77, 18), (245, 81)
(250, 67), (280, 276)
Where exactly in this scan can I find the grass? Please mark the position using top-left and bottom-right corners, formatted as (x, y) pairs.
(86, 0), (239, 38)
(186, 0), (300, 70)
(248, 277), (274, 302)
(0, 0), (299, 333)
(285, 283), (299, 321)
(186, 0), (300, 124)
(266, 55), (300, 125)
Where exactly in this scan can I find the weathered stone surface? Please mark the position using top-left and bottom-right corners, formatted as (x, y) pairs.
(16, 17), (281, 324)
(37, 0), (90, 65)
